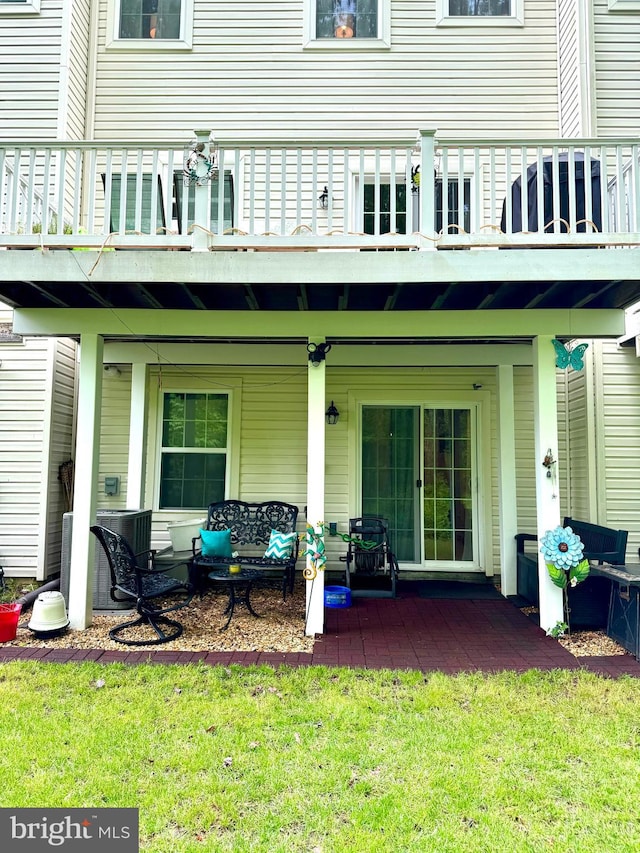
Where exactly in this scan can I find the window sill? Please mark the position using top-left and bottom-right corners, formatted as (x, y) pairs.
(436, 15), (524, 27)
(106, 38), (193, 51)
(608, 0), (640, 10)
(303, 38), (390, 51)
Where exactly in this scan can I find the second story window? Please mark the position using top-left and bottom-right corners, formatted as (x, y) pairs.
(109, 0), (193, 48)
(119, 0), (181, 39)
(437, 0), (523, 25)
(316, 0), (378, 39)
(448, 0), (511, 14)
(306, 0), (389, 47)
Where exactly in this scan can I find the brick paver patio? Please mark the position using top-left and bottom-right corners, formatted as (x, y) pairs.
(1, 593), (639, 676)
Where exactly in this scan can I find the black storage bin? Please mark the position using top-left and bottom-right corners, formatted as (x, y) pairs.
(607, 582), (640, 658)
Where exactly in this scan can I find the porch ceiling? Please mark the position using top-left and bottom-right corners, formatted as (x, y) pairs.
(1, 276), (640, 314)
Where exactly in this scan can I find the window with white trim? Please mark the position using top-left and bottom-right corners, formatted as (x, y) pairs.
(305, 0), (390, 48)
(108, 0), (193, 49)
(362, 177), (471, 235)
(0, 0), (40, 13)
(436, 0), (524, 26)
(158, 392), (229, 510)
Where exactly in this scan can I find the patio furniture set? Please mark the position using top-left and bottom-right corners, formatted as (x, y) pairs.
(91, 501), (399, 645)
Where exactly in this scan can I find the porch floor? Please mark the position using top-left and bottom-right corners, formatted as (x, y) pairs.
(1, 587), (639, 676)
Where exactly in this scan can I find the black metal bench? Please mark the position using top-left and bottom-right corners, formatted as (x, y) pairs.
(191, 500), (299, 599)
(515, 517), (628, 628)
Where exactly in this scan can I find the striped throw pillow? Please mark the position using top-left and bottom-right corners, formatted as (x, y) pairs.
(264, 530), (297, 560)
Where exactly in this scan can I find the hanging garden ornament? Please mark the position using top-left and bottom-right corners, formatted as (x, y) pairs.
(552, 339), (589, 371)
(183, 141), (216, 187)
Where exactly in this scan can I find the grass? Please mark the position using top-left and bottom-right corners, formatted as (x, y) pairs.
(1, 663), (640, 852)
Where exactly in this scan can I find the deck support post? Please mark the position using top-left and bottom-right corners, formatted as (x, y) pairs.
(305, 338), (327, 636)
(68, 333), (103, 630)
(532, 335), (564, 633)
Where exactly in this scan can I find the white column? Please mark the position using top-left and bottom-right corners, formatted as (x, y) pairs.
(532, 336), (564, 632)
(497, 364), (518, 596)
(127, 362), (149, 509)
(68, 333), (103, 630)
(305, 341), (327, 636)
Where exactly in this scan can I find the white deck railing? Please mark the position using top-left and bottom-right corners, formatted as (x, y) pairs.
(1, 131), (638, 251)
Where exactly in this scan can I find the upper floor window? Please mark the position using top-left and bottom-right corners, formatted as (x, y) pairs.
(437, 0), (524, 25)
(305, 0), (390, 49)
(108, 0), (193, 49)
(316, 0), (377, 39)
(0, 0), (40, 13)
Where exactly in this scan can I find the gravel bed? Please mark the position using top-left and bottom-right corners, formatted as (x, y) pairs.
(8, 586), (314, 653)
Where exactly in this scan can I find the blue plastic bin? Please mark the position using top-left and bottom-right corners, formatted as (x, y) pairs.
(324, 585), (351, 609)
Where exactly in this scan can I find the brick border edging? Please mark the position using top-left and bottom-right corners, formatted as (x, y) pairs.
(0, 645), (639, 676)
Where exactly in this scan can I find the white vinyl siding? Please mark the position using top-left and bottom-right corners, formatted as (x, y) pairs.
(93, 0), (560, 140)
(513, 366), (569, 537)
(0, 0), (63, 138)
(61, 0), (91, 139)
(593, 0), (640, 136)
(599, 340), (640, 558)
(557, 0), (582, 137)
(140, 366), (306, 550)
(0, 334), (76, 579)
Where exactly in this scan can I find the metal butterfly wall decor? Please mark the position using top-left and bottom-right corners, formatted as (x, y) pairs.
(552, 339), (589, 371)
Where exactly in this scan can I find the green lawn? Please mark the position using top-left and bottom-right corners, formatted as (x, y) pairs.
(1, 662), (639, 852)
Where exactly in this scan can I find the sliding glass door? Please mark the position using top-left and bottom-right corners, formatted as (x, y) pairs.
(361, 404), (478, 569)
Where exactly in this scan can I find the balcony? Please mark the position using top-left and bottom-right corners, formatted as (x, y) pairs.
(2, 131), (639, 253)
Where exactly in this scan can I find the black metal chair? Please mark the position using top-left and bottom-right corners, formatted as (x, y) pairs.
(343, 516), (399, 599)
(90, 524), (194, 646)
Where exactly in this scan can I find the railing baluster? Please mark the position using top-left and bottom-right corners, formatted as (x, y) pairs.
(584, 144), (594, 231)
(504, 147), (512, 234)
(343, 148), (350, 234)
(550, 146), (560, 233)
(519, 146), (528, 235)
(86, 147), (96, 233)
(567, 146), (577, 232)
(631, 144), (639, 232)
(56, 148), (66, 235)
(616, 145), (626, 233)
(600, 144), (610, 231)
(472, 147), (480, 233)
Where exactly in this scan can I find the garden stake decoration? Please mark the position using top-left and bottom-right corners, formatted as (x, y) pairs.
(300, 522), (327, 581)
(540, 525), (590, 635)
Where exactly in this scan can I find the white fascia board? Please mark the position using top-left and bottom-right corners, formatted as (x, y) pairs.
(15, 307), (625, 339)
(3, 247), (639, 287)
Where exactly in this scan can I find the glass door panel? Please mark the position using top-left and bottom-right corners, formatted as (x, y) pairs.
(423, 408), (474, 563)
(361, 406), (418, 562)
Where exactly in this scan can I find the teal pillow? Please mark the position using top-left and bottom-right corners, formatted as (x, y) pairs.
(200, 528), (232, 558)
(264, 529), (297, 560)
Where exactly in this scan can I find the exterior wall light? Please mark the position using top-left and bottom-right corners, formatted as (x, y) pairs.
(325, 402), (340, 425)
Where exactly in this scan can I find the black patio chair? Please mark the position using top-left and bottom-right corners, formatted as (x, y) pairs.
(90, 524), (194, 646)
(343, 516), (399, 599)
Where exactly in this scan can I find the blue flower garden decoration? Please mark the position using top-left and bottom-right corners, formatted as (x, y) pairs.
(540, 525), (590, 589)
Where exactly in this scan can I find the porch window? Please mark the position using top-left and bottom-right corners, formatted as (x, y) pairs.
(362, 177), (471, 235)
(109, 0), (193, 48)
(102, 173), (166, 235)
(159, 392), (229, 510)
(172, 170), (234, 234)
(436, 0), (524, 25)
